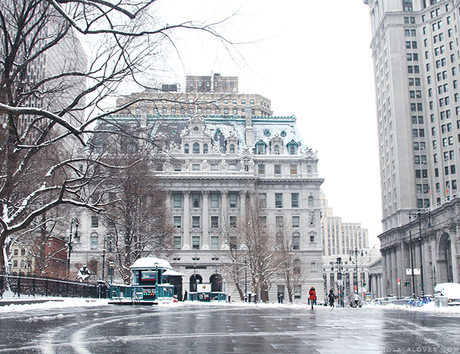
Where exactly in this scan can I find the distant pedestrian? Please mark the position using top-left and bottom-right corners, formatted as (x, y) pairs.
(328, 289), (335, 307)
(354, 293), (360, 307)
(184, 290), (188, 301)
(309, 287), (317, 310)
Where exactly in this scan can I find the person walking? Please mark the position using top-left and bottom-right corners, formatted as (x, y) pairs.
(328, 289), (335, 307)
(309, 287), (317, 310)
(354, 292), (360, 307)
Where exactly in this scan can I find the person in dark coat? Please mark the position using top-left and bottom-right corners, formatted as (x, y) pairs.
(328, 289), (335, 307)
(308, 287), (317, 309)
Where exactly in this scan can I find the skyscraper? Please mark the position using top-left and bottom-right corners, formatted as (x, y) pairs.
(364, 0), (460, 297)
(364, 0), (459, 231)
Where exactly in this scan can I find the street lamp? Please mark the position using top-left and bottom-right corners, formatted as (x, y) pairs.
(349, 248), (363, 300)
(109, 261), (114, 285)
(67, 218), (79, 279)
(154, 261), (160, 299)
(244, 258), (247, 301)
(101, 235), (113, 282)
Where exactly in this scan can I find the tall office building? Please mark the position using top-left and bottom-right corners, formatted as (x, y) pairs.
(364, 0), (459, 231)
(320, 192), (369, 257)
(364, 0), (460, 296)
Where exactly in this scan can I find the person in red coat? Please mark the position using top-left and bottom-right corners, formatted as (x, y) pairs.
(309, 287), (317, 309)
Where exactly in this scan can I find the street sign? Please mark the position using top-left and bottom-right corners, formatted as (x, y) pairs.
(337, 280), (343, 286)
(406, 268), (421, 275)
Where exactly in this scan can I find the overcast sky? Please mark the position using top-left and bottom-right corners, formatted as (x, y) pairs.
(152, 0), (382, 246)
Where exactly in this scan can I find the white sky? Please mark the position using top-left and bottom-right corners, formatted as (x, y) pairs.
(151, 0), (382, 246)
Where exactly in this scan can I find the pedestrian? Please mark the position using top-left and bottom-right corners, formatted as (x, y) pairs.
(309, 287), (317, 310)
(184, 290), (188, 301)
(354, 292), (360, 307)
(328, 289), (335, 307)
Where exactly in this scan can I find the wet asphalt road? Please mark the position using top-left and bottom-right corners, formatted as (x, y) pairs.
(0, 303), (458, 354)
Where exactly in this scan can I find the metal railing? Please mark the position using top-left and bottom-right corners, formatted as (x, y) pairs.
(0, 273), (107, 299)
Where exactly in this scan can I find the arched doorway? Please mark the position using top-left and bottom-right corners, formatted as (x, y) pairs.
(210, 274), (222, 292)
(190, 274), (203, 292)
(438, 233), (453, 283)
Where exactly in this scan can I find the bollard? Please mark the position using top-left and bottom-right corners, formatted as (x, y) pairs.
(254, 294), (257, 303)
(248, 293), (252, 303)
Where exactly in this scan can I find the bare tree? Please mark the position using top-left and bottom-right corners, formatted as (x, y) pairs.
(222, 192), (281, 302)
(0, 0), (233, 271)
(277, 228), (304, 303)
(99, 141), (174, 284)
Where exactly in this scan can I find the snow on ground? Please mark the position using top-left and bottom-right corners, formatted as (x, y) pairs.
(1, 296), (459, 314)
(0, 297), (110, 313)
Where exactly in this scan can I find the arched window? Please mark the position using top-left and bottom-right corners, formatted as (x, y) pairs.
(274, 145), (280, 154)
(193, 142), (200, 154)
(203, 144), (208, 154)
(308, 196), (314, 207)
(255, 140), (266, 155)
(287, 140), (298, 155)
(184, 143), (189, 154)
(229, 144), (235, 154)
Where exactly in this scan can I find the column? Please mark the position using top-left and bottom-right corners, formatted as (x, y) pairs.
(381, 249), (388, 297)
(202, 191), (209, 250)
(390, 247), (396, 296)
(451, 224), (459, 283)
(183, 192), (190, 250)
(221, 191), (228, 221)
(397, 243), (404, 298)
(431, 235), (437, 288)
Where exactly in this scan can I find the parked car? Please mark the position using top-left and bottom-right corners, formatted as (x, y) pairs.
(434, 283), (460, 306)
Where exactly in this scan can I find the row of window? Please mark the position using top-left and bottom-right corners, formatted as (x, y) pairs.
(173, 214), (303, 229)
(173, 233), (312, 251)
(172, 192), (308, 209)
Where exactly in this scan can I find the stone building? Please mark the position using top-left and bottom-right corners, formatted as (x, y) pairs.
(363, 0), (460, 296)
(70, 108), (324, 302)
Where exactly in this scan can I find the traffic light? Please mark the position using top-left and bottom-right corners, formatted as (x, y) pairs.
(404, 281), (410, 287)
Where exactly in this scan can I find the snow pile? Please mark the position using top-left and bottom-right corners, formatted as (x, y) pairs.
(0, 298), (109, 313)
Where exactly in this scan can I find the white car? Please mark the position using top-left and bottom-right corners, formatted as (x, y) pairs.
(434, 283), (460, 306)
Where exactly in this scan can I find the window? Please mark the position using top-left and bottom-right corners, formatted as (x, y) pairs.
(192, 236), (200, 250)
(192, 142), (200, 154)
(274, 164), (281, 175)
(258, 164), (265, 174)
(174, 236), (181, 250)
(276, 216), (283, 228)
(210, 193), (219, 208)
(173, 193), (181, 208)
(192, 164), (200, 171)
(230, 216), (237, 228)
(229, 144), (235, 154)
(290, 165), (297, 175)
(173, 216), (181, 228)
(192, 193), (200, 208)
(259, 193), (267, 208)
(291, 193), (299, 208)
(229, 193), (237, 208)
(90, 233), (98, 250)
(184, 143), (189, 154)
(211, 216), (219, 228)
(292, 216), (300, 228)
(211, 164), (218, 171)
(192, 216), (200, 228)
(203, 144), (208, 154)
(275, 193), (283, 208)
(292, 233), (300, 250)
(274, 145), (280, 154)
(211, 236), (219, 250)
(91, 216), (98, 228)
(308, 196), (314, 207)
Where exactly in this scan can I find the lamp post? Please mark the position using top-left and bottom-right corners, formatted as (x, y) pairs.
(349, 248), (363, 300)
(409, 210), (431, 297)
(101, 235), (113, 282)
(67, 218), (78, 279)
(408, 215), (416, 298)
(154, 261), (159, 299)
(244, 258), (247, 301)
(109, 261), (114, 285)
